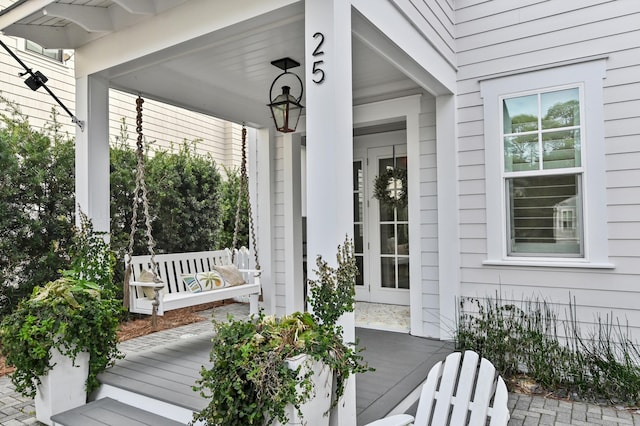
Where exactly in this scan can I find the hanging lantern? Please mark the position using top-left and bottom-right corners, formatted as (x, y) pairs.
(268, 57), (304, 133)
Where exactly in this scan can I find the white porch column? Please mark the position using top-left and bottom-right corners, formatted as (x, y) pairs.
(284, 133), (304, 314)
(305, 0), (356, 424)
(75, 75), (110, 233)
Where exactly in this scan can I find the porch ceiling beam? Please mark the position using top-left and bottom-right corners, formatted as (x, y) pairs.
(111, 0), (155, 15)
(43, 4), (112, 33)
(0, 0), (55, 32)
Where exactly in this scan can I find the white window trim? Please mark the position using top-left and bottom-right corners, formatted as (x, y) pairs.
(480, 59), (614, 269)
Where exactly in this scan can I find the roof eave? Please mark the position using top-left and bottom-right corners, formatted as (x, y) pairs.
(0, 0), (56, 31)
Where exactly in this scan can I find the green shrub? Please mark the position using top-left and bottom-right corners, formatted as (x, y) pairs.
(0, 98), (76, 315)
(0, 106), (246, 316)
(456, 294), (640, 404)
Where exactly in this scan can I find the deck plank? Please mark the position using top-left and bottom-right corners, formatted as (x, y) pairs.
(51, 398), (184, 426)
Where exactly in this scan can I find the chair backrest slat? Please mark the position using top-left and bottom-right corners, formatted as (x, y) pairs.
(449, 350), (480, 424)
(412, 351), (510, 426)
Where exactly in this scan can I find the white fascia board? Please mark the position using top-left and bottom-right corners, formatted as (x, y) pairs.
(75, 0), (301, 78)
(351, 0), (457, 94)
(0, 0), (55, 31)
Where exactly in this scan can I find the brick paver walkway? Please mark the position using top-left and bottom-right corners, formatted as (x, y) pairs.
(1, 302), (639, 425)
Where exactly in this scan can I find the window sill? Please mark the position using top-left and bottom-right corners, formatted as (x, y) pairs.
(482, 259), (615, 269)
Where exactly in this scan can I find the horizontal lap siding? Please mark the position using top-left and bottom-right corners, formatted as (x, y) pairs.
(392, 0), (456, 66)
(455, 1), (640, 336)
(272, 140), (286, 316)
(109, 90), (242, 168)
(0, 34), (75, 132)
(420, 96), (439, 337)
(0, 32), (241, 169)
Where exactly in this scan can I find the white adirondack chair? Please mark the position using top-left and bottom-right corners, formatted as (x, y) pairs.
(366, 350), (510, 426)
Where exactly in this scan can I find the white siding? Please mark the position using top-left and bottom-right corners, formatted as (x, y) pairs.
(419, 96), (440, 336)
(392, 0), (456, 67)
(456, 1), (640, 336)
(0, 31), (242, 169)
(272, 137), (287, 315)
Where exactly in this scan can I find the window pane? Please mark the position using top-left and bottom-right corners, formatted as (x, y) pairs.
(397, 224), (409, 254)
(541, 88), (580, 129)
(353, 224), (364, 253)
(507, 174), (582, 256)
(542, 130), (581, 169)
(398, 260), (410, 289)
(381, 257), (396, 288)
(504, 134), (539, 172)
(353, 161), (362, 190)
(380, 224), (395, 254)
(26, 39), (62, 62)
(503, 94), (538, 134)
(355, 256), (364, 286)
(353, 192), (363, 222)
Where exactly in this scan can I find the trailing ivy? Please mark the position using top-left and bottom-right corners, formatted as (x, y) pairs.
(0, 214), (122, 397)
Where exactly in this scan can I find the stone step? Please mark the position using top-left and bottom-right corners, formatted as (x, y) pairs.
(50, 397), (185, 426)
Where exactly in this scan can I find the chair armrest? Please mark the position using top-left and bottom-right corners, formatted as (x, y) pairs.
(364, 414), (414, 426)
(129, 281), (165, 289)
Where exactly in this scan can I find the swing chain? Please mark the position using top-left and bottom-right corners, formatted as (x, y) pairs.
(124, 97), (162, 325)
(126, 96), (158, 272)
(232, 125), (260, 271)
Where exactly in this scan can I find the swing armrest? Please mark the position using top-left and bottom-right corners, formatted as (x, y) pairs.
(237, 268), (259, 275)
(130, 281), (165, 289)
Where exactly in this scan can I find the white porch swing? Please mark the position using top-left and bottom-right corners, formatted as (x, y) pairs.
(123, 96), (261, 326)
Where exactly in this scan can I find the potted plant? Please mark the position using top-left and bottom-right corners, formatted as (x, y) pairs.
(0, 214), (122, 425)
(193, 237), (371, 426)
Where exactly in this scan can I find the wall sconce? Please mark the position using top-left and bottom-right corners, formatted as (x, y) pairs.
(268, 57), (304, 133)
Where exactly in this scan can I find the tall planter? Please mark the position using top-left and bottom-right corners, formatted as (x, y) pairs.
(34, 347), (90, 425)
(274, 355), (333, 426)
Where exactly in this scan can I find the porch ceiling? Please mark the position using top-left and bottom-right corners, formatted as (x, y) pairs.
(0, 0), (428, 128)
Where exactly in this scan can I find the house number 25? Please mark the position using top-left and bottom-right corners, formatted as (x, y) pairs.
(311, 32), (325, 84)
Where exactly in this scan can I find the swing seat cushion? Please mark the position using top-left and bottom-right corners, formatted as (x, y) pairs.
(213, 264), (246, 286)
(182, 270), (228, 293)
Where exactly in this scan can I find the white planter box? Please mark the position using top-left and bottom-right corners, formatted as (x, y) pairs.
(35, 347), (89, 426)
(273, 354), (333, 426)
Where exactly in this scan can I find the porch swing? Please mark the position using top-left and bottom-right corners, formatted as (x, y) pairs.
(124, 95), (262, 326)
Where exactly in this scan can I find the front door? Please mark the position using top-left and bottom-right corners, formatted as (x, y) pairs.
(354, 131), (410, 305)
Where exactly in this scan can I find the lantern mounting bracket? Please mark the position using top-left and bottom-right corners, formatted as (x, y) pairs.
(271, 57), (300, 71)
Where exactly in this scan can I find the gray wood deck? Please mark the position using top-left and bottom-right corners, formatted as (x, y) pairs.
(355, 328), (453, 425)
(97, 328), (453, 425)
(51, 398), (185, 426)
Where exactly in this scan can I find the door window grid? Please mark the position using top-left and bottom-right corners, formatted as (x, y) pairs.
(353, 160), (364, 287)
(379, 156), (409, 289)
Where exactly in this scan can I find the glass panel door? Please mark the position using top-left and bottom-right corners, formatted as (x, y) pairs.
(353, 160), (366, 295)
(368, 145), (410, 305)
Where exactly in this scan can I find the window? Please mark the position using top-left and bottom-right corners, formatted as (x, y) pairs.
(502, 87), (584, 257)
(480, 59), (612, 267)
(25, 40), (63, 62)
